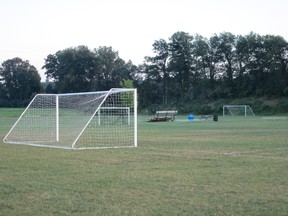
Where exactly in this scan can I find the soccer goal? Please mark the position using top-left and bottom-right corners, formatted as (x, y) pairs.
(223, 105), (255, 116)
(3, 88), (137, 150)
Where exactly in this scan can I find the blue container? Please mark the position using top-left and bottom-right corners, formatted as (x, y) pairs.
(188, 114), (194, 121)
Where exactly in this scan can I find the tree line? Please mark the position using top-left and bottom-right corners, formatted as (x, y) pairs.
(1, 31), (288, 112)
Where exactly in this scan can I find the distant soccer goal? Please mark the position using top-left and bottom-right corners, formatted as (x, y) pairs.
(3, 88), (137, 150)
(223, 105), (255, 116)
(97, 107), (130, 126)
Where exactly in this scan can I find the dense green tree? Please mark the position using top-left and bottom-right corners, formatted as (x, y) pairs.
(120, 79), (134, 88)
(43, 45), (136, 93)
(145, 39), (171, 104)
(0, 57), (41, 105)
(193, 34), (209, 79)
(1, 31), (287, 110)
(235, 35), (249, 77)
(234, 34), (251, 97)
(261, 35), (288, 95)
(193, 34), (217, 98)
(138, 31), (288, 111)
(211, 32), (236, 96)
(93, 46), (130, 90)
(43, 45), (96, 93)
(245, 32), (267, 95)
(137, 62), (163, 108)
(169, 31), (195, 101)
(122, 60), (138, 83)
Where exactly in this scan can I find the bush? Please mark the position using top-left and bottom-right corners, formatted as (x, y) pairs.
(276, 99), (288, 113)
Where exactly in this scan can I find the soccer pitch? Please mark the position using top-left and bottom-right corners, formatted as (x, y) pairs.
(1, 109), (288, 215)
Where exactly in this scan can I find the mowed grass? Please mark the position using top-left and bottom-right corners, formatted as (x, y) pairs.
(0, 108), (288, 215)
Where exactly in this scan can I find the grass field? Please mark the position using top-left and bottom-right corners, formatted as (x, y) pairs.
(0, 108), (288, 215)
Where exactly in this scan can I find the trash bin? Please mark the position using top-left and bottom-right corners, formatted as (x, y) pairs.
(188, 114), (194, 122)
(213, 115), (218, 121)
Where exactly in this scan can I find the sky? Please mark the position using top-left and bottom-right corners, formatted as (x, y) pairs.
(1, 0), (288, 80)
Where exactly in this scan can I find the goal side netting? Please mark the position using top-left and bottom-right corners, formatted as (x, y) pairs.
(3, 88), (137, 150)
(223, 105), (255, 116)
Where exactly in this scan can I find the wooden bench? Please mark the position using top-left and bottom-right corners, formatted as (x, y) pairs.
(148, 110), (178, 122)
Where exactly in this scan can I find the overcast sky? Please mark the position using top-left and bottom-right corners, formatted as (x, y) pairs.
(1, 0), (288, 80)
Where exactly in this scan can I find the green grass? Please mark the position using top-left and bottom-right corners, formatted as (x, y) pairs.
(1, 109), (288, 215)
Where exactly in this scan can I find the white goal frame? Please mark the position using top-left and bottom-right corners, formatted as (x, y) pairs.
(3, 88), (137, 150)
(97, 107), (130, 125)
(223, 105), (255, 116)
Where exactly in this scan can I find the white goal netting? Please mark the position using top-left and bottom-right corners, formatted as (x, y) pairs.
(3, 88), (137, 150)
(223, 105), (255, 116)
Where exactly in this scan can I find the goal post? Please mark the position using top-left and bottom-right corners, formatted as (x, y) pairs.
(223, 105), (255, 116)
(3, 88), (137, 150)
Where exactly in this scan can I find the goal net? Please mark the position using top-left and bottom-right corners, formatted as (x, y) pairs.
(223, 105), (255, 116)
(3, 88), (137, 150)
